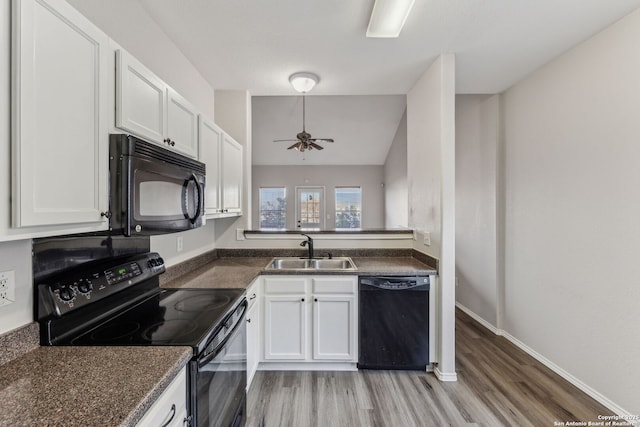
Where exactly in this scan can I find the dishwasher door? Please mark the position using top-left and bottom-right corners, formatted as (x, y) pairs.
(358, 276), (430, 370)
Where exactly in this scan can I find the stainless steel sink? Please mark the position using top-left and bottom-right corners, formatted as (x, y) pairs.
(267, 257), (356, 271)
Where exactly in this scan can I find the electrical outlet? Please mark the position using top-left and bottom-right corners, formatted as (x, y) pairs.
(176, 236), (184, 252)
(0, 270), (16, 307)
(236, 229), (245, 241)
(423, 232), (431, 246)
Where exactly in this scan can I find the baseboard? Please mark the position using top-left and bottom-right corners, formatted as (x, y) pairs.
(455, 303), (637, 423)
(258, 362), (357, 371)
(455, 302), (501, 335)
(499, 330), (637, 424)
(434, 367), (458, 382)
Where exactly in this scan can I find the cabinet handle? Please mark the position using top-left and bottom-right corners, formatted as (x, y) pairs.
(246, 318), (251, 323)
(160, 403), (176, 427)
(314, 298), (318, 302)
(100, 211), (111, 219)
(249, 293), (257, 300)
(301, 298), (305, 302)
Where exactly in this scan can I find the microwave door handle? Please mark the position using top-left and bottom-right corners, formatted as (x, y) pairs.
(183, 174), (203, 224)
(192, 174), (203, 223)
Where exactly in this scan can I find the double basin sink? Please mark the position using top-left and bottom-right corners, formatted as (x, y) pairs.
(267, 257), (357, 271)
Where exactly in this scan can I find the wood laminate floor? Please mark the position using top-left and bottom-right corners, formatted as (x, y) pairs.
(247, 308), (612, 427)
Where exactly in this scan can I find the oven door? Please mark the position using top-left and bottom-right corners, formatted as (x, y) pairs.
(192, 301), (247, 427)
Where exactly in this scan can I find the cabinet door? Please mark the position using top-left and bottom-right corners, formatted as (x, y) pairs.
(264, 296), (307, 360)
(221, 135), (243, 213)
(116, 49), (166, 144)
(12, 0), (109, 228)
(166, 88), (198, 159)
(198, 116), (222, 215)
(136, 368), (187, 427)
(246, 301), (260, 389)
(313, 296), (356, 360)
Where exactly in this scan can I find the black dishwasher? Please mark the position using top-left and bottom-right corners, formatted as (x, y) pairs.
(358, 276), (430, 370)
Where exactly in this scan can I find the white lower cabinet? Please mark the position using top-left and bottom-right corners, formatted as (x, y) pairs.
(136, 368), (187, 427)
(262, 276), (357, 365)
(246, 279), (261, 389)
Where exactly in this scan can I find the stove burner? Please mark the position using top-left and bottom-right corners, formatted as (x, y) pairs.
(90, 321), (141, 342)
(174, 294), (232, 312)
(142, 319), (198, 342)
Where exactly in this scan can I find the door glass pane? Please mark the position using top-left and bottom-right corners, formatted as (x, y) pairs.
(296, 187), (324, 229)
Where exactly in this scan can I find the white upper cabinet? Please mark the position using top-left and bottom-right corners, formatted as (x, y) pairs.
(221, 134), (243, 213)
(116, 49), (198, 159)
(11, 0), (110, 229)
(198, 116), (223, 216)
(115, 49), (166, 144)
(166, 88), (198, 158)
(199, 116), (243, 218)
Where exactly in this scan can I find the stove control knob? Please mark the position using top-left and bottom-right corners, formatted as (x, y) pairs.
(58, 285), (75, 302)
(76, 279), (93, 294)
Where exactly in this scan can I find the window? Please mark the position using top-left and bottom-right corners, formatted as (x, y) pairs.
(259, 187), (286, 229)
(335, 187), (362, 229)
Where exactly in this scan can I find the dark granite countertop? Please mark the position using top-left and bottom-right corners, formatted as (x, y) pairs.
(0, 345), (191, 427)
(161, 254), (436, 290)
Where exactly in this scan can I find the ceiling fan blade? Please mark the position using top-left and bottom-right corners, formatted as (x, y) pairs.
(274, 139), (299, 142)
(309, 142), (324, 150)
(309, 138), (334, 143)
(287, 142), (299, 150)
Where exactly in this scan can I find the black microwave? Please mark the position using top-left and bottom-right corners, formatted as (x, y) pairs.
(108, 134), (206, 236)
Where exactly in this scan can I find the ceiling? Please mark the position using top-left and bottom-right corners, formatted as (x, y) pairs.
(137, 0), (640, 165)
(253, 95), (406, 165)
(139, 0), (640, 95)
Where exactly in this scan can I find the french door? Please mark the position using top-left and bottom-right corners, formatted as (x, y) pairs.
(295, 187), (324, 229)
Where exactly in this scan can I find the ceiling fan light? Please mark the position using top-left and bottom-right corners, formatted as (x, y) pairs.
(289, 72), (319, 93)
(366, 0), (415, 38)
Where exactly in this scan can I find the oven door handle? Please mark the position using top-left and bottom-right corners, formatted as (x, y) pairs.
(198, 300), (247, 368)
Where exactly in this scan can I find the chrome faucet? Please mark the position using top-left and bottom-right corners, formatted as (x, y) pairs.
(300, 234), (314, 259)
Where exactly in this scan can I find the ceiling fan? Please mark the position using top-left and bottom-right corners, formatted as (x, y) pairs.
(273, 94), (334, 152)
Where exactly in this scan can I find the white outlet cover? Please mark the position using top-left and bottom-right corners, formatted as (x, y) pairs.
(0, 270), (16, 306)
(423, 232), (431, 246)
(176, 236), (184, 252)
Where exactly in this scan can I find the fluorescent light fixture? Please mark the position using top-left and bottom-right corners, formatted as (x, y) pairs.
(366, 0), (415, 38)
(289, 72), (319, 93)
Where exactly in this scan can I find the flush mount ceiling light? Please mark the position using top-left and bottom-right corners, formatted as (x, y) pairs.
(289, 72), (319, 93)
(366, 0), (415, 38)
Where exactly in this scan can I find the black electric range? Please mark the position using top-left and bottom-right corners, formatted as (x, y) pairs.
(34, 235), (247, 427)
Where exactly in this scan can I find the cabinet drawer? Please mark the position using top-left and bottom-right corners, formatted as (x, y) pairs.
(136, 368), (187, 427)
(312, 277), (356, 294)
(264, 277), (307, 294)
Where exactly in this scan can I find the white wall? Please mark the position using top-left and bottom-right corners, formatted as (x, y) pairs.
(455, 95), (499, 327)
(0, 240), (34, 335)
(407, 54), (456, 380)
(501, 8), (640, 415)
(252, 165), (385, 229)
(384, 110), (408, 229)
(66, 0), (214, 118)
